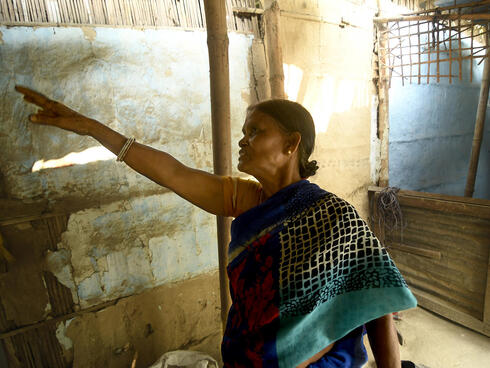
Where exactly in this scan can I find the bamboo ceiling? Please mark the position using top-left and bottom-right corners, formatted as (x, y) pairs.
(0, 0), (263, 34)
(376, 0), (490, 85)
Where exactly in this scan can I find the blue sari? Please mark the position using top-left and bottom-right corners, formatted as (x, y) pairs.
(222, 180), (416, 367)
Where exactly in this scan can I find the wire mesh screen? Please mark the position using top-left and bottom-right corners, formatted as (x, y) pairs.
(0, 0), (262, 34)
(377, 1), (490, 85)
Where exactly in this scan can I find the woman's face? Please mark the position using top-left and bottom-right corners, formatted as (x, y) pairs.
(238, 109), (292, 179)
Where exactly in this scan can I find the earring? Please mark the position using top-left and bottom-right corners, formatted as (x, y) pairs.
(287, 150), (292, 155)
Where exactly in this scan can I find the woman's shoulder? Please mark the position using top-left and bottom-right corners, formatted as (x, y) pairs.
(222, 176), (262, 217)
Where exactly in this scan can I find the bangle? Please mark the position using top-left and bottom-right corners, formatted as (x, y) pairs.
(117, 137), (135, 162)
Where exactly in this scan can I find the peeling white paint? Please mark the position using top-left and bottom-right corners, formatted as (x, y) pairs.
(44, 301), (52, 315)
(78, 273), (104, 304)
(55, 319), (74, 352)
(45, 249), (79, 305)
(56, 193), (218, 307)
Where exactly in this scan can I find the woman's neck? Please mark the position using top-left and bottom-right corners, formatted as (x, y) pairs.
(257, 171), (303, 200)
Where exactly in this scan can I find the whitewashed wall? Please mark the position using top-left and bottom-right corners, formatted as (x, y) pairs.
(0, 26), (255, 308)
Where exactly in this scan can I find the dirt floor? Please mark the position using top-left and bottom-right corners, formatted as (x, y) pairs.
(365, 307), (490, 368)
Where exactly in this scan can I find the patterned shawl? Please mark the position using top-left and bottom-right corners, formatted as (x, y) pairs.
(221, 180), (417, 368)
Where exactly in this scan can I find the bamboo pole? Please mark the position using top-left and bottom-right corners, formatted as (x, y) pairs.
(377, 22), (390, 187)
(203, 0), (232, 333)
(382, 54), (485, 69)
(464, 43), (490, 198)
(449, 18), (453, 84)
(458, 9), (462, 81)
(374, 13), (490, 23)
(401, 0), (490, 16)
(417, 21), (421, 84)
(471, 26), (474, 83)
(264, 1), (285, 99)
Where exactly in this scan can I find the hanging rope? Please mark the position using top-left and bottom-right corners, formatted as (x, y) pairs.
(371, 187), (405, 245)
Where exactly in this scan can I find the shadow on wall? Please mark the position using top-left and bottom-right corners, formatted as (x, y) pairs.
(389, 39), (490, 199)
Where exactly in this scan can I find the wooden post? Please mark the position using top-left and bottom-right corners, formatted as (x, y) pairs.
(203, 0), (232, 333)
(264, 1), (285, 99)
(464, 41), (490, 197)
(378, 22), (390, 187)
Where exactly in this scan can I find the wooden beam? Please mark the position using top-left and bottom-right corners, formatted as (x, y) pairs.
(374, 13), (490, 23)
(401, 0), (490, 16)
(377, 23), (390, 187)
(233, 7), (264, 16)
(465, 41), (490, 197)
(264, 1), (285, 99)
(484, 246), (490, 325)
(203, 0), (232, 333)
(368, 186), (490, 219)
(0, 300), (117, 340)
(388, 242), (442, 260)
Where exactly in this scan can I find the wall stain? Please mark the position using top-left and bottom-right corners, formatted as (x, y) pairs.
(82, 27), (97, 42)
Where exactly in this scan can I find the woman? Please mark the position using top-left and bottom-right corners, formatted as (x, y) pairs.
(15, 86), (416, 368)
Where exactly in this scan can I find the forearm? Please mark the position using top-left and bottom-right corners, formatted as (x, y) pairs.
(366, 314), (400, 368)
(86, 118), (225, 214)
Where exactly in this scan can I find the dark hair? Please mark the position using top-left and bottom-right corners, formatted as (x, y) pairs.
(248, 99), (319, 178)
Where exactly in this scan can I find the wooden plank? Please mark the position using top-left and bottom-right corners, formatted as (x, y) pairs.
(0, 299), (118, 340)
(402, 270), (484, 319)
(395, 254), (486, 306)
(399, 196), (490, 219)
(401, 207), (490, 240)
(0, 212), (68, 227)
(484, 247), (490, 324)
(388, 241), (441, 259)
(233, 6), (264, 15)
(368, 186), (490, 218)
(395, 256), (486, 306)
(0, 199), (48, 224)
(414, 289), (490, 336)
(43, 270), (74, 317)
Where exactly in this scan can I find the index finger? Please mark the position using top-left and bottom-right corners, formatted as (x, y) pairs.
(15, 85), (53, 108)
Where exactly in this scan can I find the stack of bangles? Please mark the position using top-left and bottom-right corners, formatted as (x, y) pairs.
(116, 137), (136, 162)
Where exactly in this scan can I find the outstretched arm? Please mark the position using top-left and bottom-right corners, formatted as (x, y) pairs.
(15, 86), (227, 215)
(366, 314), (401, 368)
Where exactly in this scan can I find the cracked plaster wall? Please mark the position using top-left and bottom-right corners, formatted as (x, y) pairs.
(0, 25), (257, 307)
(0, 25), (264, 365)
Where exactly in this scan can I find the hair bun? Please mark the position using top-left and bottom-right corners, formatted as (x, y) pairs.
(302, 160), (319, 178)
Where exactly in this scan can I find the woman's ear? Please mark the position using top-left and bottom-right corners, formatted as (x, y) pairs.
(286, 132), (301, 154)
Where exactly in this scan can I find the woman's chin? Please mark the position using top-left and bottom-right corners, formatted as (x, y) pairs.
(237, 161), (251, 175)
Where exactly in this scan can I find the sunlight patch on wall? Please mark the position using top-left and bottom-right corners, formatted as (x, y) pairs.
(301, 74), (371, 133)
(306, 75), (335, 133)
(283, 63), (304, 101)
(32, 146), (115, 172)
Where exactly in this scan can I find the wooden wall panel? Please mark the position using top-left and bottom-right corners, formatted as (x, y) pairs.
(0, 214), (72, 367)
(369, 187), (490, 336)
